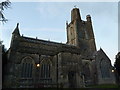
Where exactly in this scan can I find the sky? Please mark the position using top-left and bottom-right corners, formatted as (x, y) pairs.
(0, 2), (118, 65)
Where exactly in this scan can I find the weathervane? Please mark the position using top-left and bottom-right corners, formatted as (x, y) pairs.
(74, 5), (77, 8)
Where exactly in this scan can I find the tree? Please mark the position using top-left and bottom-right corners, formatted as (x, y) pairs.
(0, 0), (11, 23)
(2, 42), (8, 87)
(114, 52), (120, 83)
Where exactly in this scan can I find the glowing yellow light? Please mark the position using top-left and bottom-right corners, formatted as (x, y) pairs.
(37, 64), (40, 67)
(112, 70), (114, 72)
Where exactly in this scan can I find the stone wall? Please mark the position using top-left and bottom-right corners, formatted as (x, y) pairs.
(57, 52), (84, 88)
(95, 49), (116, 84)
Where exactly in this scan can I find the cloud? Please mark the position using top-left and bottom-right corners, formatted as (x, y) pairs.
(37, 3), (61, 17)
(10, 0), (119, 2)
(20, 27), (66, 43)
(21, 27), (64, 32)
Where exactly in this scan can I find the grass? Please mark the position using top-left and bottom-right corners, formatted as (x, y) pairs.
(88, 84), (119, 88)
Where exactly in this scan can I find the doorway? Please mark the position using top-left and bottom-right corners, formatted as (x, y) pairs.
(68, 71), (76, 88)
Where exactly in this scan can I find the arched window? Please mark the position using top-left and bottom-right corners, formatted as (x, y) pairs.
(100, 59), (110, 78)
(40, 59), (51, 79)
(21, 57), (34, 78)
(40, 64), (50, 78)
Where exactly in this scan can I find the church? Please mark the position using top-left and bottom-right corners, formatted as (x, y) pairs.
(3, 8), (116, 88)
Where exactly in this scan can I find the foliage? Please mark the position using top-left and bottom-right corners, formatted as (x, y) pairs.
(0, 0), (11, 23)
(114, 52), (120, 76)
(0, 40), (3, 46)
(114, 52), (120, 84)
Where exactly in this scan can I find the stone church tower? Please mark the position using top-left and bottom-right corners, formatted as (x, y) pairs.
(66, 8), (96, 57)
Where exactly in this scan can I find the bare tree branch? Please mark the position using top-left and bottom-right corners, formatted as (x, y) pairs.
(1, 0), (11, 10)
(0, 0), (11, 23)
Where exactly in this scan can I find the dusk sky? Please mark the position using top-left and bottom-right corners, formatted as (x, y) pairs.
(0, 2), (118, 65)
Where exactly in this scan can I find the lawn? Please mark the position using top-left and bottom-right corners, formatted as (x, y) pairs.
(88, 84), (119, 88)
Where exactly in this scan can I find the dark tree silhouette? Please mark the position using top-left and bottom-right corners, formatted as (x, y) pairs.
(0, 0), (11, 23)
(114, 52), (120, 83)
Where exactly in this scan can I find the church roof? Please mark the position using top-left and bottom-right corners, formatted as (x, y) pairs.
(96, 48), (111, 61)
(13, 35), (81, 56)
